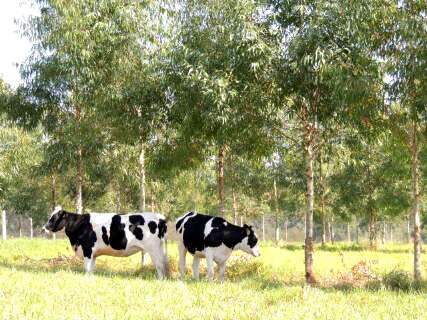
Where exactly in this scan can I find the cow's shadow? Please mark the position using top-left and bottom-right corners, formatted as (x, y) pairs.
(0, 255), (289, 289)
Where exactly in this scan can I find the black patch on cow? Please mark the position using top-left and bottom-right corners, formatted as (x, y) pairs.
(109, 215), (128, 250)
(148, 221), (157, 234)
(61, 212), (97, 259)
(129, 215), (145, 225)
(158, 219), (167, 239)
(129, 225), (144, 240)
(176, 212), (193, 231)
(101, 226), (109, 245)
(179, 213), (250, 254)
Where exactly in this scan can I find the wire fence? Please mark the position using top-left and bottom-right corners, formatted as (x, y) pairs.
(0, 211), (415, 245)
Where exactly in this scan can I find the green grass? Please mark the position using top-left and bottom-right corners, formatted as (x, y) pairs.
(0, 239), (426, 319)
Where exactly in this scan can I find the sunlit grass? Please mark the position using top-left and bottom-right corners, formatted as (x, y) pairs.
(0, 239), (426, 319)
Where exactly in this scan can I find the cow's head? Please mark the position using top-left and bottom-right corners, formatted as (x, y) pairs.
(240, 224), (260, 257)
(44, 205), (68, 233)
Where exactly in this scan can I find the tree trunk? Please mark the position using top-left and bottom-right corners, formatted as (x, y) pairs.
(407, 214), (411, 244)
(284, 218), (288, 242)
(411, 119), (422, 281)
(76, 144), (84, 215)
(319, 153), (326, 245)
(1, 211), (6, 240)
(51, 175), (57, 240)
(304, 138), (316, 283)
(356, 223), (359, 244)
(18, 216), (22, 238)
(262, 214), (265, 242)
(368, 211), (377, 249)
(29, 218), (33, 239)
(330, 216), (335, 245)
(240, 215), (244, 227)
(273, 178), (280, 243)
(347, 222), (351, 243)
(232, 190), (238, 225)
(75, 104), (84, 215)
(139, 142), (146, 212)
(390, 225), (393, 243)
(217, 146), (225, 217)
(382, 222), (386, 245)
(326, 220), (331, 243)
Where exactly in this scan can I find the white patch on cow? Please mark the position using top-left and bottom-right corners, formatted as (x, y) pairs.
(176, 212), (196, 234)
(203, 218), (215, 238)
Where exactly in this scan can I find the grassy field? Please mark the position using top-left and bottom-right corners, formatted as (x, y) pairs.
(0, 239), (426, 320)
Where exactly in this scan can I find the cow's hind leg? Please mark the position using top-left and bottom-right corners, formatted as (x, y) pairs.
(192, 256), (200, 280)
(178, 242), (187, 279)
(149, 251), (166, 279)
(205, 249), (215, 281)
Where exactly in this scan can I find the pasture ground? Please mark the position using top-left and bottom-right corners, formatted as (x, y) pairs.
(0, 239), (426, 319)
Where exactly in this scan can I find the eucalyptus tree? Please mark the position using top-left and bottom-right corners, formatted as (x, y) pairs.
(167, 0), (276, 216)
(267, 0), (385, 282)
(384, 1), (427, 281)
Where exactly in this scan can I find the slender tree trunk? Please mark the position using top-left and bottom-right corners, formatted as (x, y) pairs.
(240, 215), (243, 227)
(262, 214), (265, 242)
(407, 214), (411, 244)
(390, 225), (393, 243)
(51, 175), (57, 240)
(1, 211), (6, 240)
(217, 146), (225, 217)
(76, 145), (84, 214)
(347, 222), (351, 243)
(232, 189), (238, 225)
(330, 216), (335, 244)
(356, 223), (359, 244)
(368, 211), (377, 249)
(411, 120), (422, 281)
(319, 153), (326, 245)
(29, 218), (33, 239)
(75, 104), (84, 215)
(139, 142), (146, 212)
(304, 137), (316, 283)
(18, 216), (22, 238)
(382, 222), (386, 245)
(284, 218), (288, 242)
(273, 178), (280, 243)
(326, 220), (331, 243)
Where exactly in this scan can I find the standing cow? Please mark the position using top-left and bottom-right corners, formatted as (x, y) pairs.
(176, 211), (260, 281)
(44, 206), (168, 278)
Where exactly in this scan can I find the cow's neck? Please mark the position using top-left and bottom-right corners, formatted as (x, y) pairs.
(64, 211), (89, 235)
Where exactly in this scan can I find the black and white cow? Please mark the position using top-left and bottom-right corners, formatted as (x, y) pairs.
(176, 212), (260, 281)
(44, 206), (168, 278)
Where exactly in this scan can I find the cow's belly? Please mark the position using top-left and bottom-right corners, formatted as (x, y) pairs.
(193, 245), (232, 263)
(94, 246), (141, 258)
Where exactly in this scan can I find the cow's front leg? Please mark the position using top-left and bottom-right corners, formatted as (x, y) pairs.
(178, 242), (187, 279)
(218, 262), (226, 282)
(205, 250), (215, 281)
(141, 251), (149, 267)
(192, 256), (200, 280)
(84, 256), (96, 273)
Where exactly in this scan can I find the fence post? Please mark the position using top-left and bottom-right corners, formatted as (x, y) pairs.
(29, 218), (33, 239)
(2, 210), (6, 240)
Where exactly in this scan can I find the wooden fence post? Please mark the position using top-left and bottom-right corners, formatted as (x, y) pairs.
(2, 211), (6, 240)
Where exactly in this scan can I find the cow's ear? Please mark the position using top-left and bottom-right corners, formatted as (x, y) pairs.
(243, 224), (249, 229)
